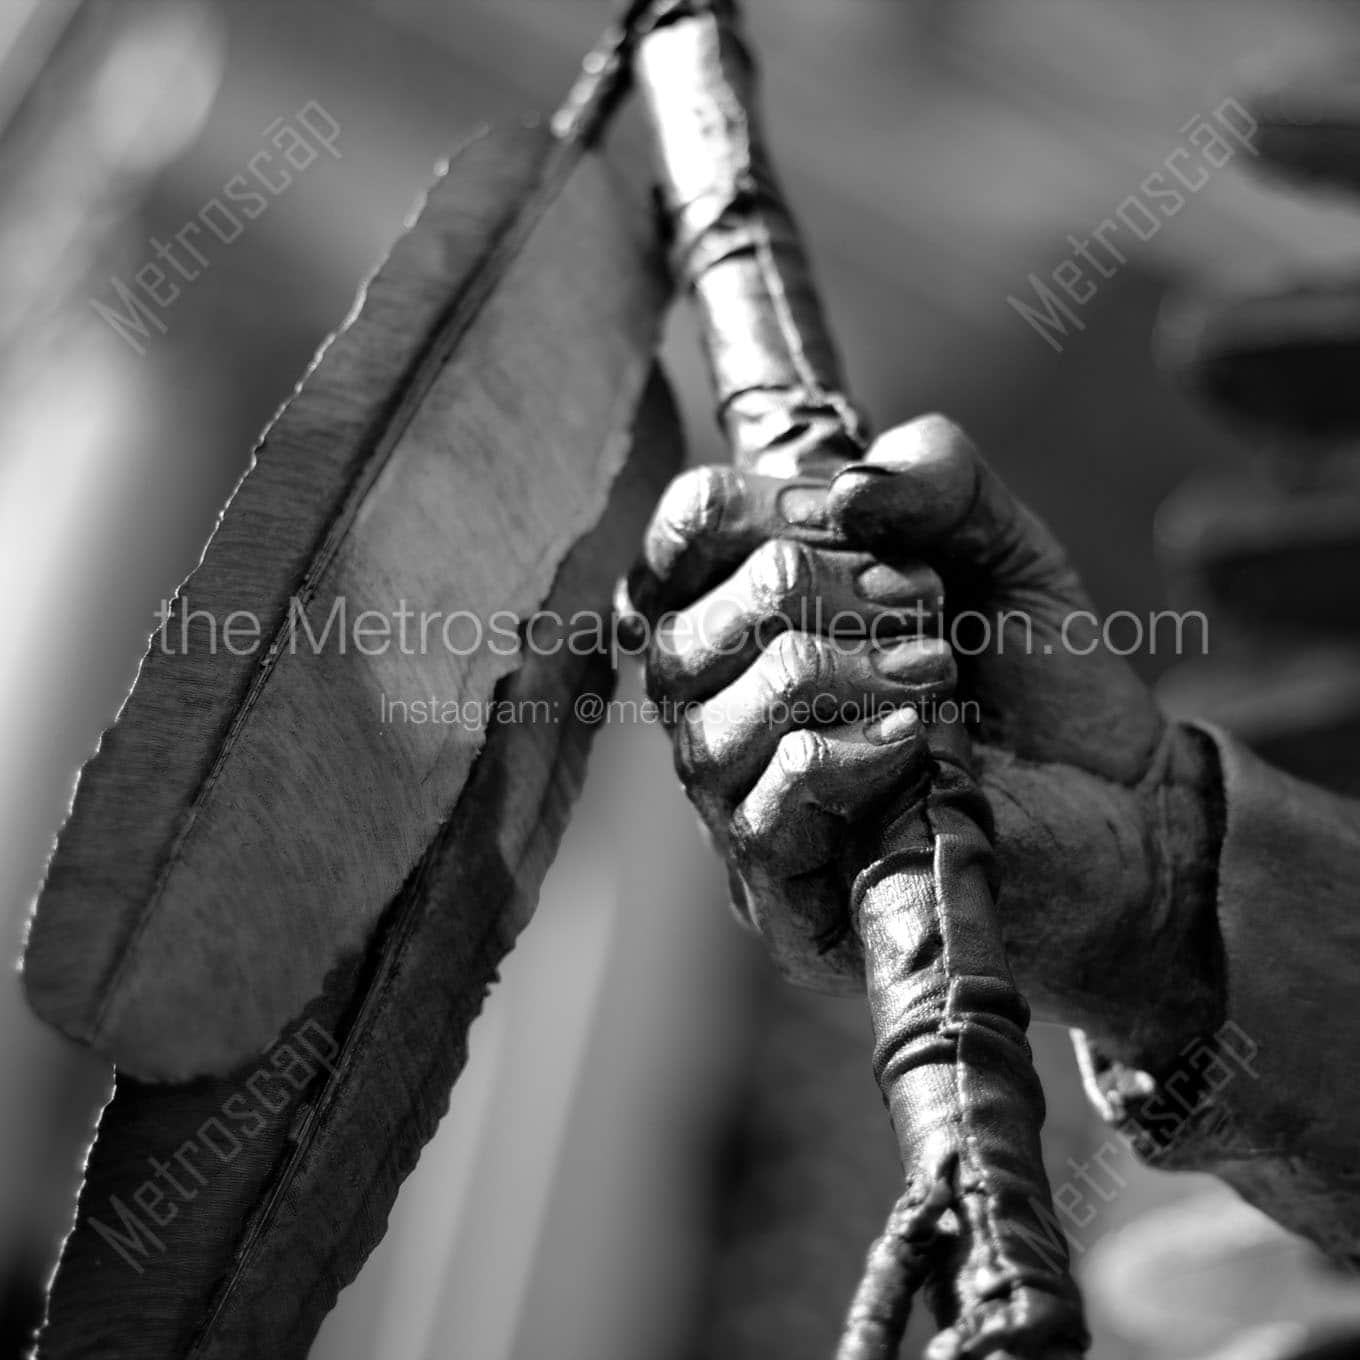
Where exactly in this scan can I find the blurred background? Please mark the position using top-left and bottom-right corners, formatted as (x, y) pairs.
(4, 2), (1360, 1358)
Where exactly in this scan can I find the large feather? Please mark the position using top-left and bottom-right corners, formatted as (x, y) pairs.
(34, 375), (681, 1359)
(24, 109), (669, 1079)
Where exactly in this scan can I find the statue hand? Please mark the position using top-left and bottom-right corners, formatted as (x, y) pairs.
(631, 416), (1225, 1066)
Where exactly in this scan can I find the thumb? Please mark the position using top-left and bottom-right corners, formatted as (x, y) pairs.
(826, 414), (1068, 589)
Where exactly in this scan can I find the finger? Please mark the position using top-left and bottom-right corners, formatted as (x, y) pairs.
(630, 464), (843, 620)
(721, 710), (925, 997)
(674, 631), (953, 806)
(825, 414), (1071, 593)
(741, 866), (864, 994)
(730, 707), (924, 878)
(649, 539), (944, 706)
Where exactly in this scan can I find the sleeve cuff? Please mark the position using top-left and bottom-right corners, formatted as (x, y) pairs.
(1072, 723), (1360, 1261)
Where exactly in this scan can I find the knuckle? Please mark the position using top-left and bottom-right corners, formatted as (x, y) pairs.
(767, 630), (833, 700)
(900, 413), (976, 476)
(644, 647), (677, 703)
(914, 412), (971, 450)
(747, 536), (812, 614)
(686, 465), (741, 537)
(648, 466), (742, 573)
(671, 708), (712, 787)
(867, 413), (960, 469)
(775, 728), (828, 780)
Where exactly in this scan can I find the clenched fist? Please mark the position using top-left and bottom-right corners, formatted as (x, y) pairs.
(628, 415), (1225, 1069)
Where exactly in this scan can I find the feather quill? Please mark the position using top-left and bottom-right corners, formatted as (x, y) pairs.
(24, 109), (668, 1079)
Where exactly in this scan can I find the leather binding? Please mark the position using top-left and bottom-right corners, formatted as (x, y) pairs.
(632, 3), (1089, 1354)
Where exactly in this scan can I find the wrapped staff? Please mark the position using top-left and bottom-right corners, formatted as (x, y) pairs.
(630, 3), (1089, 1356)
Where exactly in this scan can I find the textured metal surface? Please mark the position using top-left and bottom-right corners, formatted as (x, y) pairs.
(635, 0), (865, 481)
(31, 31), (679, 1351)
(634, 3), (1088, 1355)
